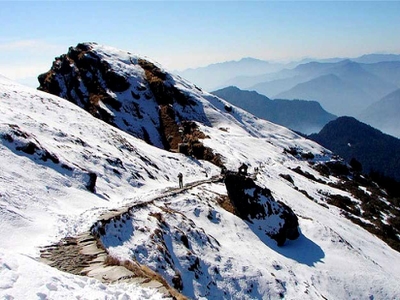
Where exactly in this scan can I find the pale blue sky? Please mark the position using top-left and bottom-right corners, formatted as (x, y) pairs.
(1, 1), (399, 86)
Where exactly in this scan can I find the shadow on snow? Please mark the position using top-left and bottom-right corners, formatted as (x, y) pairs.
(250, 225), (325, 267)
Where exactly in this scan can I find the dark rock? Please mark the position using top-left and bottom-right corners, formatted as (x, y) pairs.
(224, 105), (232, 112)
(172, 272), (183, 291)
(224, 173), (299, 245)
(180, 234), (190, 249)
(191, 142), (205, 159)
(178, 143), (189, 155)
(86, 172), (97, 193)
(2, 133), (14, 143)
(37, 43), (126, 123)
(17, 141), (38, 155)
(42, 150), (60, 164)
(103, 70), (130, 92)
(279, 174), (294, 184)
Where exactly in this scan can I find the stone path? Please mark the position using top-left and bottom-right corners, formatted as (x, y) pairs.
(40, 175), (223, 299)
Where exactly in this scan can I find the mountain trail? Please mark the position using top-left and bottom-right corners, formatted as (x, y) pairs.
(39, 174), (224, 298)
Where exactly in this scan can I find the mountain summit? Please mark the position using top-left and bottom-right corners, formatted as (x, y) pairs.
(38, 43), (212, 150)
(1, 43), (400, 299)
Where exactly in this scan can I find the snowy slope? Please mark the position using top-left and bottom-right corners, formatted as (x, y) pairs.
(1, 43), (400, 299)
(0, 76), (217, 299)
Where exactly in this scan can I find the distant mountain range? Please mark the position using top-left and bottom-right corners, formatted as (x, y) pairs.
(176, 57), (285, 91)
(212, 86), (336, 134)
(275, 73), (374, 116)
(255, 60), (399, 116)
(176, 56), (358, 92)
(358, 88), (400, 138)
(353, 53), (400, 64)
(309, 116), (400, 181)
(179, 54), (400, 117)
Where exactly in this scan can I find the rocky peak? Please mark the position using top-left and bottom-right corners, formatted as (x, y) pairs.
(37, 43), (221, 165)
(38, 43), (132, 124)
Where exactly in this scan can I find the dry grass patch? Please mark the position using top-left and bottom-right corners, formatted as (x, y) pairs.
(216, 195), (238, 216)
(104, 254), (187, 299)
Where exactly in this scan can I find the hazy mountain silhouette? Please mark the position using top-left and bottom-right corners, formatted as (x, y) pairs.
(362, 61), (400, 87)
(268, 60), (400, 116)
(248, 60), (399, 116)
(275, 74), (374, 116)
(243, 60), (349, 95)
(212, 86), (336, 134)
(327, 61), (397, 100)
(309, 116), (400, 181)
(353, 53), (400, 64)
(358, 88), (400, 138)
(177, 54), (400, 109)
(223, 60), (343, 93)
(246, 75), (307, 98)
(178, 57), (354, 93)
(177, 57), (284, 91)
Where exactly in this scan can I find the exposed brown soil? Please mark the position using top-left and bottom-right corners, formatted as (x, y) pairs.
(159, 105), (183, 150)
(216, 194), (238, 215)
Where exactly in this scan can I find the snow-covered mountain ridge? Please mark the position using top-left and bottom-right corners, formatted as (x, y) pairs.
(1, 43), (400, 299)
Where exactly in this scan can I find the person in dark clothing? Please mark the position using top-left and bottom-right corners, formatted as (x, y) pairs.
(178, 172), (183, 188)
(220, 166), (227, 176)
(238, 163), (248, 176)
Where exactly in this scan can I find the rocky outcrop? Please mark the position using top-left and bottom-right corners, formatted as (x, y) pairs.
(137, 59), (196, 107)
(37, 43), (222, 167)
(37, 43), (198, 149)
(224, 173), (299, 246)
(38, 43), (126, 124)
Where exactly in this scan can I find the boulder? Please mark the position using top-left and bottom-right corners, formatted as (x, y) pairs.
(224, 173), (299, 246)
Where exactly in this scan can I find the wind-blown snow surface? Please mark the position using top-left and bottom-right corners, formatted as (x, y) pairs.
(1, 48), (400, 300)
(0, 249), (165, 300)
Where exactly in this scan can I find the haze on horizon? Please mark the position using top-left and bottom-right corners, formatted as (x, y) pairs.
(1, 1), (399, 87)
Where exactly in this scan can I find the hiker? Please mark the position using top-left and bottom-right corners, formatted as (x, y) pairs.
(238, 163), (248, 176)
(220, 166), (227, 176)
(178, 172), (183, 188)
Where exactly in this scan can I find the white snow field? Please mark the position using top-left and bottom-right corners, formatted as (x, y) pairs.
(1, 44), (400, 299)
